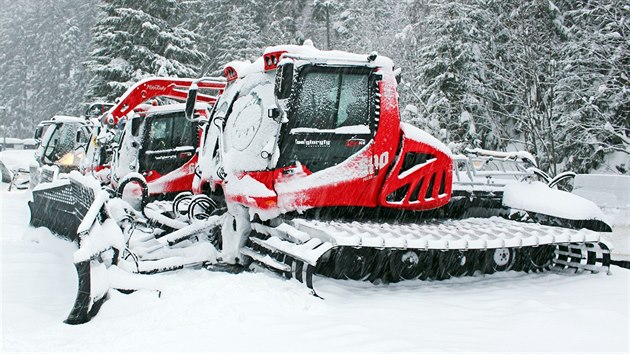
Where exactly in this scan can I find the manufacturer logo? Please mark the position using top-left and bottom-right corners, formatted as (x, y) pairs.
(295, 139), (331, 147)
(146, 85), (166, 91)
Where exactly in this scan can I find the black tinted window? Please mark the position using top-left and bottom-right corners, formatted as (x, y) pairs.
(172, 116), (194, 147)
(146, 115), (195, 151)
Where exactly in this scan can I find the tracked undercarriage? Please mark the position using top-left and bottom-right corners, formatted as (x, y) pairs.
(244, 216), (611, 292)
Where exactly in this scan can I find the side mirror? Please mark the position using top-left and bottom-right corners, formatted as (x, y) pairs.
(394, 67), (402, 85)
(185, 83), (198, 121)
(274, 62), (294, 100)
(268, 107), (280, 120)
(34, 127), (43, 141)
(75, 130), (82, 144)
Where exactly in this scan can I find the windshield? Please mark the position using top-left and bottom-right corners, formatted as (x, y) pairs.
(293, 68), (370, 131)
(42, 123), (76, 163)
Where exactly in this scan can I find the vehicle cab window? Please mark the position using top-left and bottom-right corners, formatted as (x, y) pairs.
(293, 68), (370, 131)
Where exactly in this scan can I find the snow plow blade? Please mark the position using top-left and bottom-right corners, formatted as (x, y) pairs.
(28, 177), (96, 241)
(65, 260), (108, 325)
(54, 182), (222, 324)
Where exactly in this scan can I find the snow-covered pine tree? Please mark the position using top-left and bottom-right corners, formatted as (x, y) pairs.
(464, 1), (562, 173)
(262, 0), (306, 46)
(57, 12), (98, 115)
(182, 0), (219, 75)
(84, 0), (207, 101)
(333, 0), (402, 56)
(311, 0), (341, 50)
(552, 0), (630, 173)
(0, 0), (97, 138)
(36, 1), (97, 118)
(208, 2), (265, 74)
(180, 0), (266, 76)
(415, 0), (495, 151)
(0, 1), (32, 138)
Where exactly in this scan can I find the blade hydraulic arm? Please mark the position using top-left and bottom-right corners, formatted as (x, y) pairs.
(105, 77), (226, 126)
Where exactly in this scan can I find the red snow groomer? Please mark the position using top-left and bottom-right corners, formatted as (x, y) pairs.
(182, 43), (612, 287)
(30, 77), (225, 238)
(89, 77), (225, 205)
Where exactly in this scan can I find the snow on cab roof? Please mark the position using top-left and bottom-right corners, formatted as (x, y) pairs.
(223, 57), (266, 80)
(224, 41), (395, 81)
(265, 41), (394, 69)
(49, 115), (86, 123)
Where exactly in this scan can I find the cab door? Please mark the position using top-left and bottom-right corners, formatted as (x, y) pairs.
(271, 66), (382, 209)
(278, 66), (375, 173)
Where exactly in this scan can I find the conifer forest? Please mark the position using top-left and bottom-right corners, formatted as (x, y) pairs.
(0, 0), (628, 174)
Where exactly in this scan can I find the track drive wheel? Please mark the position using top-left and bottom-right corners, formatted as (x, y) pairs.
(523, 245), (556, 272)
(172, 192), (193, 216)
(332, 247), (378, 281)
(187, 195), (218, 222)
(436, 250), (469, 280)
(485, 247), (517, 274)
(388, 250), (427, 281)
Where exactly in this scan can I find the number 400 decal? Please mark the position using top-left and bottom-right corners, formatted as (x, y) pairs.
(366, 151), (389, 175)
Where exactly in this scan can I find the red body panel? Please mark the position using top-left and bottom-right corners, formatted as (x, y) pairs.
(378, 133), (452, 210)
(136, 109), (208, 196)
(223, 71), (453, 215)
(146, 155), (198, 196)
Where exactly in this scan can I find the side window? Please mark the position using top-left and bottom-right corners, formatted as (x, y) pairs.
(44, 124), (75, 161)
(145, 115), (195, 151)
(34, 126), (43, 141)
(337, 74), (368, 127)
(172, 116), (194, 148)
(77, 126), (91, 146)
(44, 126), (61, 158)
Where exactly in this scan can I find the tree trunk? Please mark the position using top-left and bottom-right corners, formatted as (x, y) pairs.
(325, 6), (330, 50)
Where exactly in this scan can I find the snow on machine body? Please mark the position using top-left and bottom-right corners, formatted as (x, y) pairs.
(31, 103), (113, 181)
(32, 115), (94, 178)
(28, 77), (225, 323)
(28, 116), (97, 232)
(87, 77), (225, 203)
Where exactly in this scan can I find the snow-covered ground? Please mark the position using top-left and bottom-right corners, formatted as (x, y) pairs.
(1, 151), (629, 353)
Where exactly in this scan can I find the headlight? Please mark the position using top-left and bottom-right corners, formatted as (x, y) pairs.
(57, 153), (75, 166)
